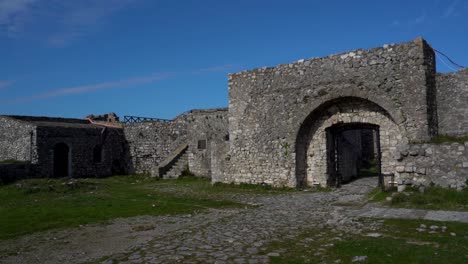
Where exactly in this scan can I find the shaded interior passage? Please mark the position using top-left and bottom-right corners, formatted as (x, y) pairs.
(53, 143), (69, 177)
(326, 123), (381, 187)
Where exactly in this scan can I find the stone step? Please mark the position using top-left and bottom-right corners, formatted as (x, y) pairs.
(161, 151), (189, 179)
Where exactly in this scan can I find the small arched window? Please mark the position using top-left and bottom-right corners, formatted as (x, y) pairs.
(93, 145), (103, 163)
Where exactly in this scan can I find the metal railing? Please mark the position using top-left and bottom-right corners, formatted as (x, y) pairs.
(123, 116), (170, 124)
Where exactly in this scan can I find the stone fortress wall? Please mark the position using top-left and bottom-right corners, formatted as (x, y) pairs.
(212, 38), (467, 189)
(393, 67), (468, 190)
(123, 108), (228, 178)
(436, 69), (468, 136)
(186, 109), (228, 178)
(124, 118), (188, 175)
(0, 116), (36, 183)
(0, 116), (35, 162)
(0, 109), (228, 181)
(218, 38), (437, 187)
(395, 143), (468, 189)
(1, 37), (467, 189)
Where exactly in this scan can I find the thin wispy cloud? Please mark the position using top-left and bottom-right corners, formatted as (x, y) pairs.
(7, 64), (239, 104)
(0, 80), (13, 90)
(391, 10), (427, 28)
(442, 0), (459, 18)
(0, 0), (38, 36)
(46, 0), (137, 46)
(9, 72), (171, 104)
(392, 1), (462, 29)
(391, 20), (400, 27)
(411, 11), (427, 25)
(191, 64), (242, 74)
(0, 0), (138, 46)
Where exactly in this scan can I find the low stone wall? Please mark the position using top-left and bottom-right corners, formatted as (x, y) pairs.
(396, 142), (468, 189)
(0, 163), (31, 184)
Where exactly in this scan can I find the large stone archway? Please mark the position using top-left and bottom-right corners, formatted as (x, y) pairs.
(295, 97), (406, 187)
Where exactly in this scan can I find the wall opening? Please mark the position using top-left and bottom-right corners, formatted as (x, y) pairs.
(326, 123), (381, 187)
(112, 159), (125, 175)
(295, 97), (404, 188)
(53, 143), (70, 177)
(93, 145), (103, 163)
(197, 139), (207, 150)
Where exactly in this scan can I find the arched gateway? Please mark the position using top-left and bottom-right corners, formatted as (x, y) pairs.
(220, 38), (438, 189)
(295, 97), (405, 188)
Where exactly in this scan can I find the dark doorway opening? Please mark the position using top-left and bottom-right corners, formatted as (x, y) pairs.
(53, 143), (70, 177)
(326, 123), (381, 187)
(93, 145), (103, 163)
(111, 159), (125, 175)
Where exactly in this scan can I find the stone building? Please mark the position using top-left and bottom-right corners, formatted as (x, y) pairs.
(1, 37), (467, 189)
(0, 115), (128, 179)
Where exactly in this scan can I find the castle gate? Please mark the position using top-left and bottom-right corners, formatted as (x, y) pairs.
(224, 38), (435, 188)
(325, 123), (381, 187)
(295, 97), (401, 187)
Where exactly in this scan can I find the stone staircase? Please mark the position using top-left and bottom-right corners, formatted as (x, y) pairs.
(161, 151), (188, 179)
(155, 143), (189, 179)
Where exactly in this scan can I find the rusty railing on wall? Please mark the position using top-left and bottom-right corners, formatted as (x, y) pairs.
(123, 116), (170, 124)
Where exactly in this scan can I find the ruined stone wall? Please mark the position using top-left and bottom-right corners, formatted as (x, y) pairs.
(35, 126), (127, 177)
(124, 118), (188, 174)
(186, 109), (228, 177)
(224, 38), (436, 187)
(436, 68), (468, 137)
(396, 142), (468, 189)
(0, 117), (36, 162)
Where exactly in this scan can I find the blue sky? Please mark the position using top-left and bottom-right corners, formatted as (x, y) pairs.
(1, 0), (467, 119)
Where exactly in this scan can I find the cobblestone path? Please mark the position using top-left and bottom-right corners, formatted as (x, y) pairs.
(2, 177), (466, 264)
(103, 177), (379, 264)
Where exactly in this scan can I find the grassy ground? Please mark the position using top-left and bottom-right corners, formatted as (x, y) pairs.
(0, 175), (254, 240)
(0, 175), (302, 240)
(264, 219), (468, 264)
(368, 185), (468, 211)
